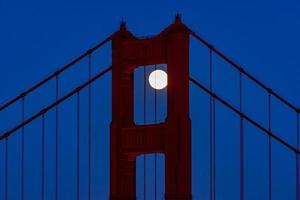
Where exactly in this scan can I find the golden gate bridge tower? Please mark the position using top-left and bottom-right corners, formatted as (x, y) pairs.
(110, 15), (192, 200)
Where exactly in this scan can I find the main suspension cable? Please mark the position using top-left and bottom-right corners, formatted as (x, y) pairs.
(189, 77), (300, 155)
(0, 34), (113, 112)
(189, 29), (299, 113)
(0, 27), (169, 141)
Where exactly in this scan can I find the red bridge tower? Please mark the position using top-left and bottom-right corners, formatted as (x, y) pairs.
(110, 15), (191, 200)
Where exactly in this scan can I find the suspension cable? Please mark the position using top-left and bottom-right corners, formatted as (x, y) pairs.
(21, 97), (25, 200)
(0, 34), (113, 112)
(143, 65), (147, 200)
(239, 71), (244, 200)
(88, 54), (92, 200)
(297, 113), (299, 200)
(41, 114), (45, 200)
(0, 26), (169, 141)
(268, 93), (272, 200)
(189, 77), (300, 155)
(0, 66), (112, 141)
(209, 49), (215, 200)
(188, 29), (299, 113)
(77, 92), (80, 200)
(209, 49), (213, 200)
(5, 138), (8, 200)
(55, 75), (59, 200)
(213, 97), (216, 200)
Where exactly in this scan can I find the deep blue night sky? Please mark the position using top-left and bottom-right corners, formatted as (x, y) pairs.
(1, 0), (300, 200)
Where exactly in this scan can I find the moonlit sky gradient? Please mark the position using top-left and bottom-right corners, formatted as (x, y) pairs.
(1, 0), (300, 199)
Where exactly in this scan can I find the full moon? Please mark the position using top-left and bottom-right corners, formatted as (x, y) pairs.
(149, 69), (168, 90)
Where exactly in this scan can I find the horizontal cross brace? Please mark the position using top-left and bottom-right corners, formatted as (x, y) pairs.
(121, 123), (165, 155)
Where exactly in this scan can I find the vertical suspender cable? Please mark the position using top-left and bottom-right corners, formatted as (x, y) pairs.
(212, 95), (216, 200)
(210, 49), (217, 200)
(21, 97), (25, 200)
(77, 92), (80, 200)
(239, 71), (244, 200)
(209, 49), (215, 200)
(212, 54), (217, 200)
(154, 64), (157, 200)
(55, 75), (59, 200)
(41, 114), (45, 200)
(88, 54), (92, 200)
(268, 92), (272, 200)
(5, 138), (8, 200)
(297, 113), (299, 200)
(143, 66), (147, 200)
(209, 49), (213, 200)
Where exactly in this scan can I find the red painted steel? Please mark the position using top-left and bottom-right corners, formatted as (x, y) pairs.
(109, 15), (192, 200)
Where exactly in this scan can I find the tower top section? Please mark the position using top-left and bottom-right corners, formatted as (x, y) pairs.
(113, 14), (188, 41)
(119, 20), (127, 31)
(174, 13), (182, 24)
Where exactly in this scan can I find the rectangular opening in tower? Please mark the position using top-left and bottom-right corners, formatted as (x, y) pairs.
(136, 153), (165, 199)
(134, 64), (167, 125)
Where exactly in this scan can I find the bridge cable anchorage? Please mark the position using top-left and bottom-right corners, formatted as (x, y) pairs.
(0, 34), (114, 113)
(189, 77), (300, 155)
(188, 28), (300, 113)
(297, 113), (300, 200)
(41, 114), (45, 200)
(239, 70), (245, 200)
(76, 92), (80, 200)
(21, 97), (25, 200)
(268, 93), (272, 200)
(88, 54), (92, 200)
(55, 75), (59, 200)
(143, 65), (147, 200)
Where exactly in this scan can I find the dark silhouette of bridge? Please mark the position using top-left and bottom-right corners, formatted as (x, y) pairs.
(0, 15), (299, 200)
